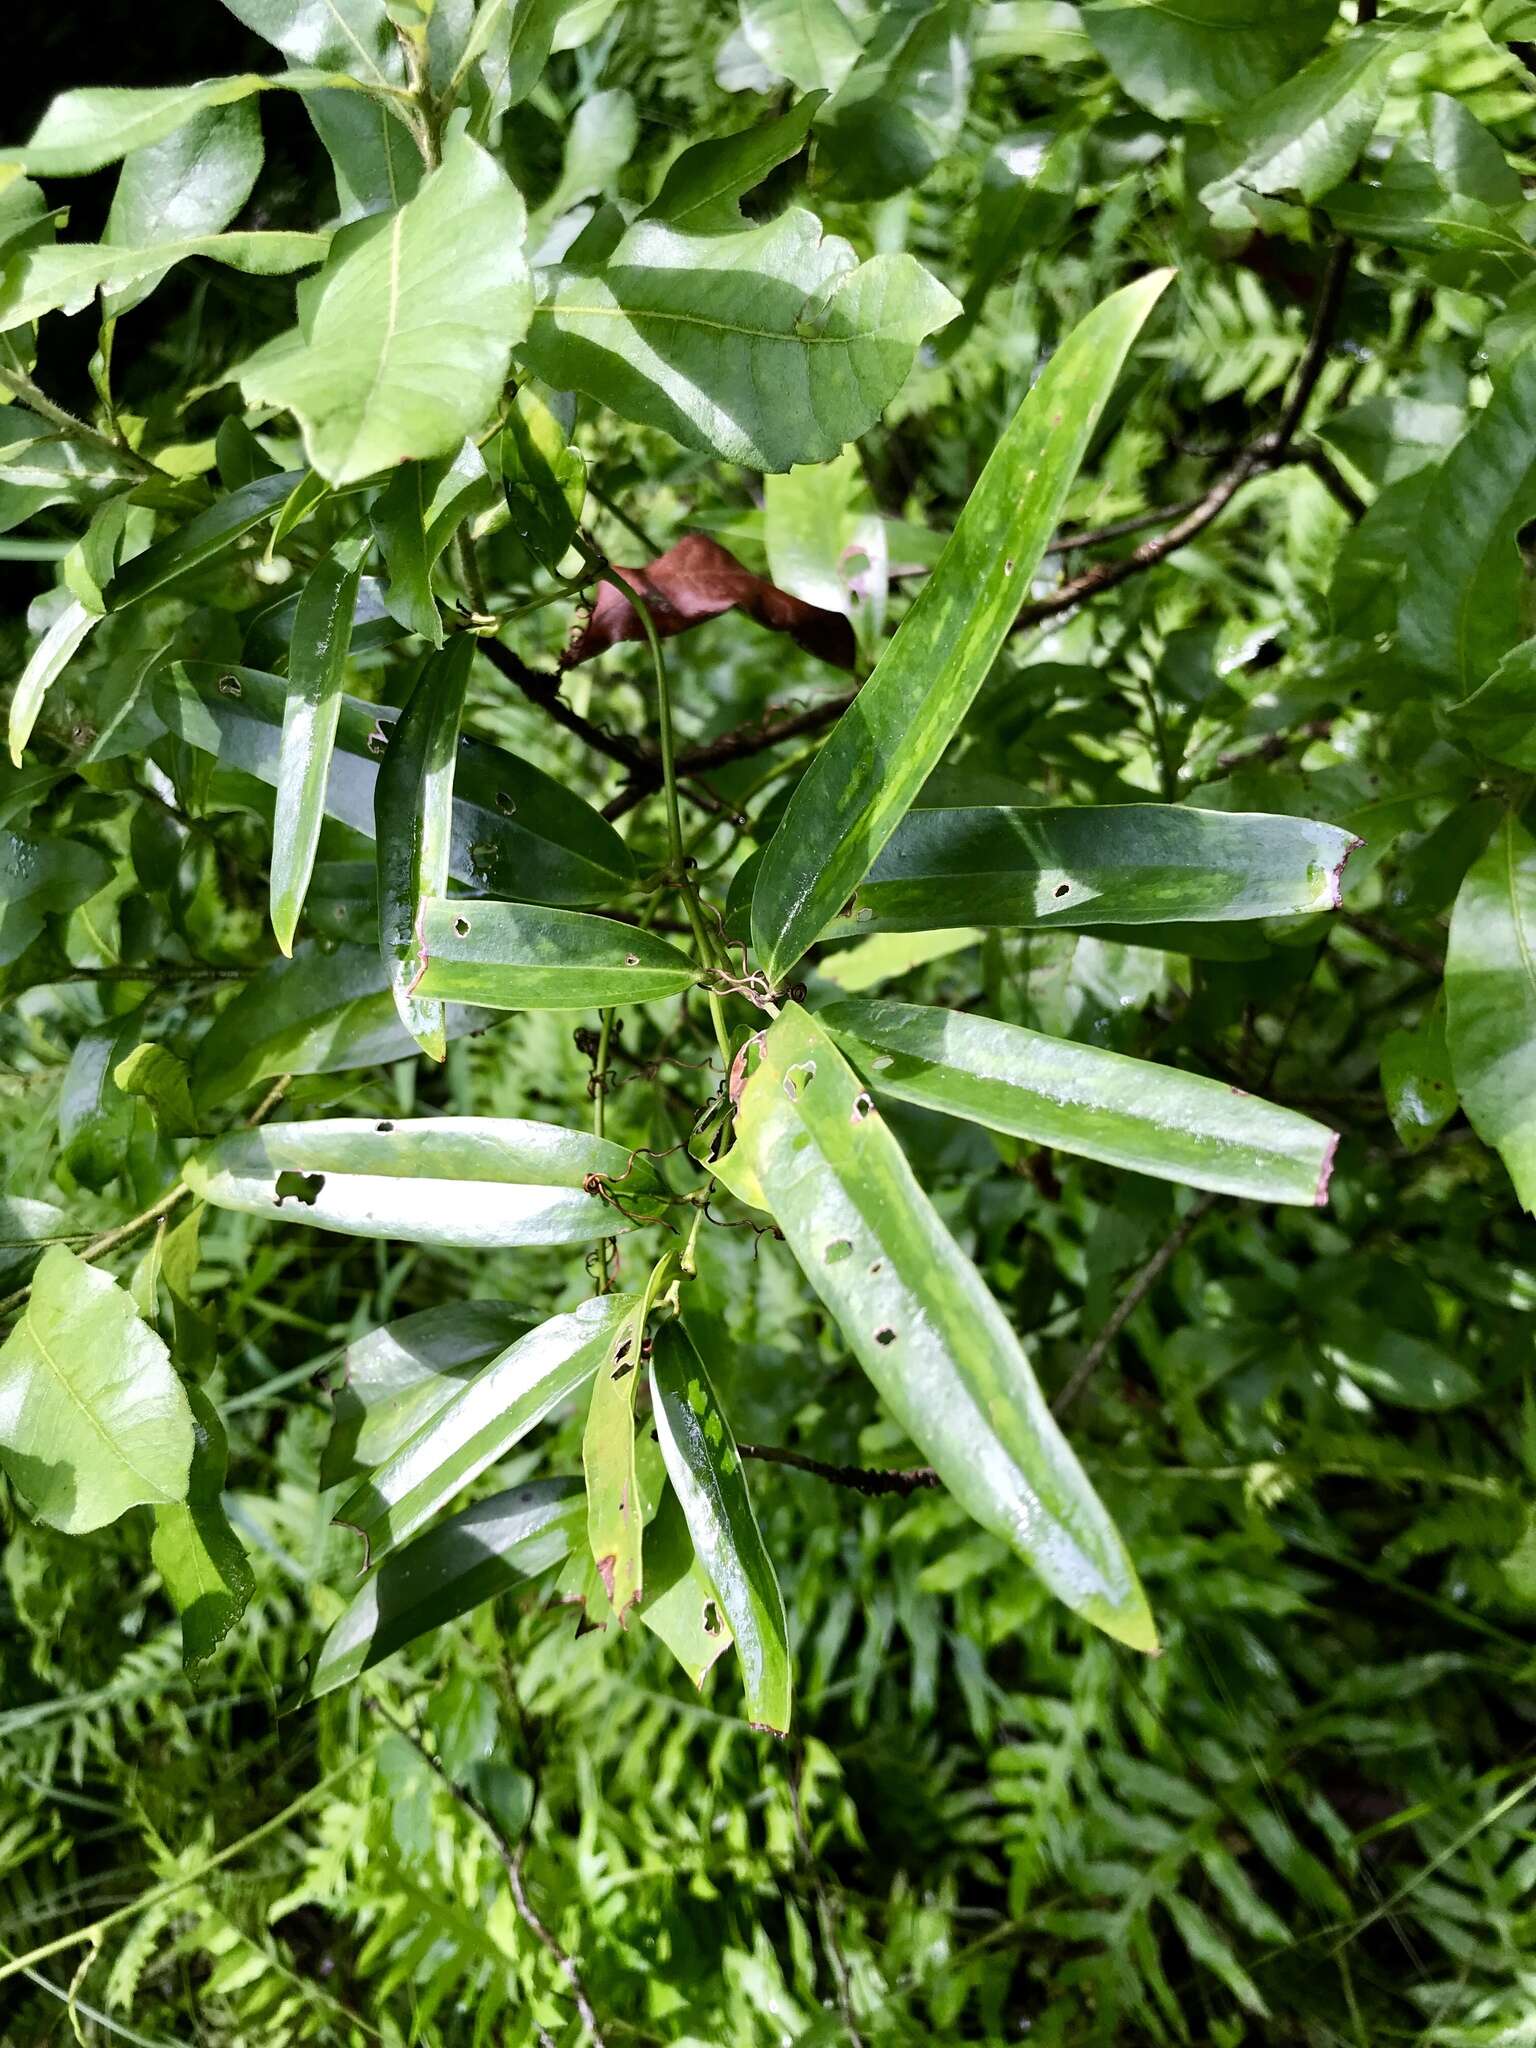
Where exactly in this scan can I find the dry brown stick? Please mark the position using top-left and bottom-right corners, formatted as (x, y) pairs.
(738, 1442), (940, 1497)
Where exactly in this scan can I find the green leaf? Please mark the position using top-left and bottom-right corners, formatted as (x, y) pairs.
(1446, 637), (1536, 770)
(649, 1319), (791, 1734)
(716, 1004), (1155, 1651)
(0, 229), (330, 329)
(336, 1293), (636, 1562)
(59, 1012), (143, 1191)
(738, 0), (868, 91)
(497, 382), (586, 571)
(1, 75), (296, 177)
(0, 827), (111, 965)
(1446, 812), (1536, 1210)
(582, 1296), (647, 1623)
(1322, 1321), (1478, 1412)
(9, 596), (98, 766)
(750, 270), (1172, 986)
(414, 900), (700, 1010)
(636, 1484), (735, 1687)
(103, 471), (307, 612)
(158, 659), (634, 906)
(102, 99), (265, 319)
(183, 1115), (670, 1246)
(821, 998), (1339, 1205)
(532, 88), (637, 233)
(0, 1244), (194, 1535)
(645, 96), (824, 233)
(1082, 0), (1338, 122)
(238, 133), (532, 486)
(368, 445), (494, 644)
(375, 635), (474, 1060)
(0, 1198), (75, 1288)
(1381, 1011), (1458, 1153)
(114, 1042), (198, 1139)
(271, 527), (371, 955)
(817, 0), (973, 201)
(150, 1385), (255, 1670)
(323, 1300), (536, 1490)
(517, 207), (959, 471)
(307, 1477), (584, 1697)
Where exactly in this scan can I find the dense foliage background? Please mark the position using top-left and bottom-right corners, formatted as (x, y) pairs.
(5, 0), (1536, 2042)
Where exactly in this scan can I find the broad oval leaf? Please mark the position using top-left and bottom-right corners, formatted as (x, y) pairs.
(308, 1477), (584, 1698)
(1446, 811), (1536, 1210)
(150, 1385), (255, 1671)
(183, 1115), (670, 1246)
(750, 269), (1172, 987)
(1083, 0), (1338, 122)
(716, 1004), (1155, 1652)
(0, 1244), (194, 1535)
(238, 133), (532, 485)
(103, 98), (265, 319)
(821, 998), (1338, 1206)
(157, 659), (633, 906)
(414, 899), (700, 1010)
(323, 1300), (537, 1490)
(517, 208), (959, 471)
(649, 1319), (791, 1734)
(337, 1293), (636, 1563)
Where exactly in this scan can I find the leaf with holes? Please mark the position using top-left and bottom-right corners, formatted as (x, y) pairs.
(649, 1319), (791, 1733)
(750, 270), (1172, 987)
(337, 1294), (637, 1563)
(582, 1296), (648, 1623)
(716, 1004), (1155, 1651)
(414, 900), (701, 1010)
(182, 1116), (670, 1246)
(637, 1484), (735, 1687)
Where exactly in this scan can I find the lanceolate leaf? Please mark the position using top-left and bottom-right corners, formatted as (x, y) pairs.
(337, 1293), (637, 1563)
(102, 98), (265, 319)
(323, 1301), (536, 1490)
(649, 1319), (791, 1734)
(183, 1116), (669, 1246)
(750, 270), (1172, 987)
(517, 209), (959, 471)
(414, 899), (701, 1010)
(104, 471), (306, 611)
(582, 1295), (647, 1622)
(9, 596), (97, 765)
(308, 1478), (584, 1698)
(375, 636), (474, 1060)
(238, 133), (532, 485)
(150, 1385), (255, 1671)
(157, 660), (634, 906)
(271, 526), (371, 954)
(0, 230), (329, 328)
(637, 1485), (735, 1686)
(1446, 812), (1536, 1210)
(0, 1245), (194, 1536)
(821, 999), (1338, 1206)
(717, 1005), (1155, 1652)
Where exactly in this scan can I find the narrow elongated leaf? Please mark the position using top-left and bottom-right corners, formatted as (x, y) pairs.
(497, 381), (586, 570)
(517, 208), (959, 471)
(323, 1301), (536, 1490)
(0, 73), (358, 176)
(0, 1245), (194, 1535)
(0, 230), (330, 328)
(415, 899), (701, 1010)
(649, 1320), (791, 1733)
(103, 99), (265, 319)
(1446, 812), (1536, 1210)
(750, 270), (1172, 987)
(644, 96), (823, 232)
(238, 134), (532, 485)
(183, 1115), (669, 1246)
(637, 1484), (735, 1686)
(821, 999), (1338, 1205)
(104, 471), (305, 611)
(151, 1386), (255, 1670)
(582, 1296), (646, 1622)
(716, 1005), (1155, 1651)
(375, 635), (474, 1058)
(9, 596), (97, 765)
(271, 527), (370, 954)
(308, 1477), (584, 1697)
(337, 1294), (636, 1562)
(368, 445), (495, 645)
(157, 660), (633, 905)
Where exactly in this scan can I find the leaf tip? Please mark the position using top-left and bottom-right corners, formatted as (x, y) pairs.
(1315, 1129), (1340, 1209)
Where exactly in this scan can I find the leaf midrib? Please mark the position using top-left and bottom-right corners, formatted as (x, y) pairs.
(21, 1302), (169, 1499)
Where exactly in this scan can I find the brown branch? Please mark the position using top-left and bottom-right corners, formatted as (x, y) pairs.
(1052, 1194), (1221, 1420)
(738, 1442), (939, 1497)
(479, 634), (648, 773)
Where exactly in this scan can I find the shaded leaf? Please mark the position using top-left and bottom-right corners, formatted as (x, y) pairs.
(1381, 1011), (1458, 1154)
(1083, 0), (1338, 122)
(150, 1385), (255, 1670)
(645, 96), (823, 233)
(104, 471), (306, 612)
(0, 827), (111, 966)
(637, 1483), (735, 1686)
(102, 99), (266, 318)
(1446, 811), (1536, 1209)
(114, 1042), (198, 1139)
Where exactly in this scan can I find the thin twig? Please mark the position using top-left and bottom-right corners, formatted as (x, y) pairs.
(0, 365), (161, 477)
(738, 1442), (939, 1498)
(479, 635), (646, 772)
(1052, 1194), (1220, 1420)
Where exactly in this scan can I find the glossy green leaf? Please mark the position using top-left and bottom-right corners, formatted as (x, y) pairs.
(238, 134), (532, 486)
(183, 1115), (669, 1246)
(716, 1004), (1155, 1651)
(271, 528), (370, 955)
(0, 827), (111, 965)
(1446, 813), (1536, 1210)
(0, 1198), (75, 1288)
(0, 229), (329, 329)
(1446, 637), (1536, 771)
(103, 471), (306, 612)
(636, 1484), (735, 1687)
(1381, 1011), (1458, 1154)
(649, 1319), (791, 1733)
(150, 1385), (255, 1670)
(308, 1477), (584, 1697)
(375, 635), (473, 1059)
(59, 1012), (143, 1191)
(101, 99), (266, 319)
(750, 270), (1172, 986)
(1323, 1322), (1479, 1412)
(1083, 0), (1338, 122)
(645, 96), (823, 233)
(581, 1296), (646, 1623)
(821, 998), (1338, 1206)
(368, 444), (494, 645)
(738, 0), (868, 90)
(323, 1300), (536, 1490)
(0, 74), (319, 176)
(817, 0), (972, 201)
(414, 899), (700, 1010)
(9, 596), (98, 765)
(114, 1042), (198, 1139)
(337, 1293), (636, 1562)
(0, 1245), (194, 1535)
(517, 208), (959, 471)
(158, 660), (633, 906)
(497, 383), (586, 571)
